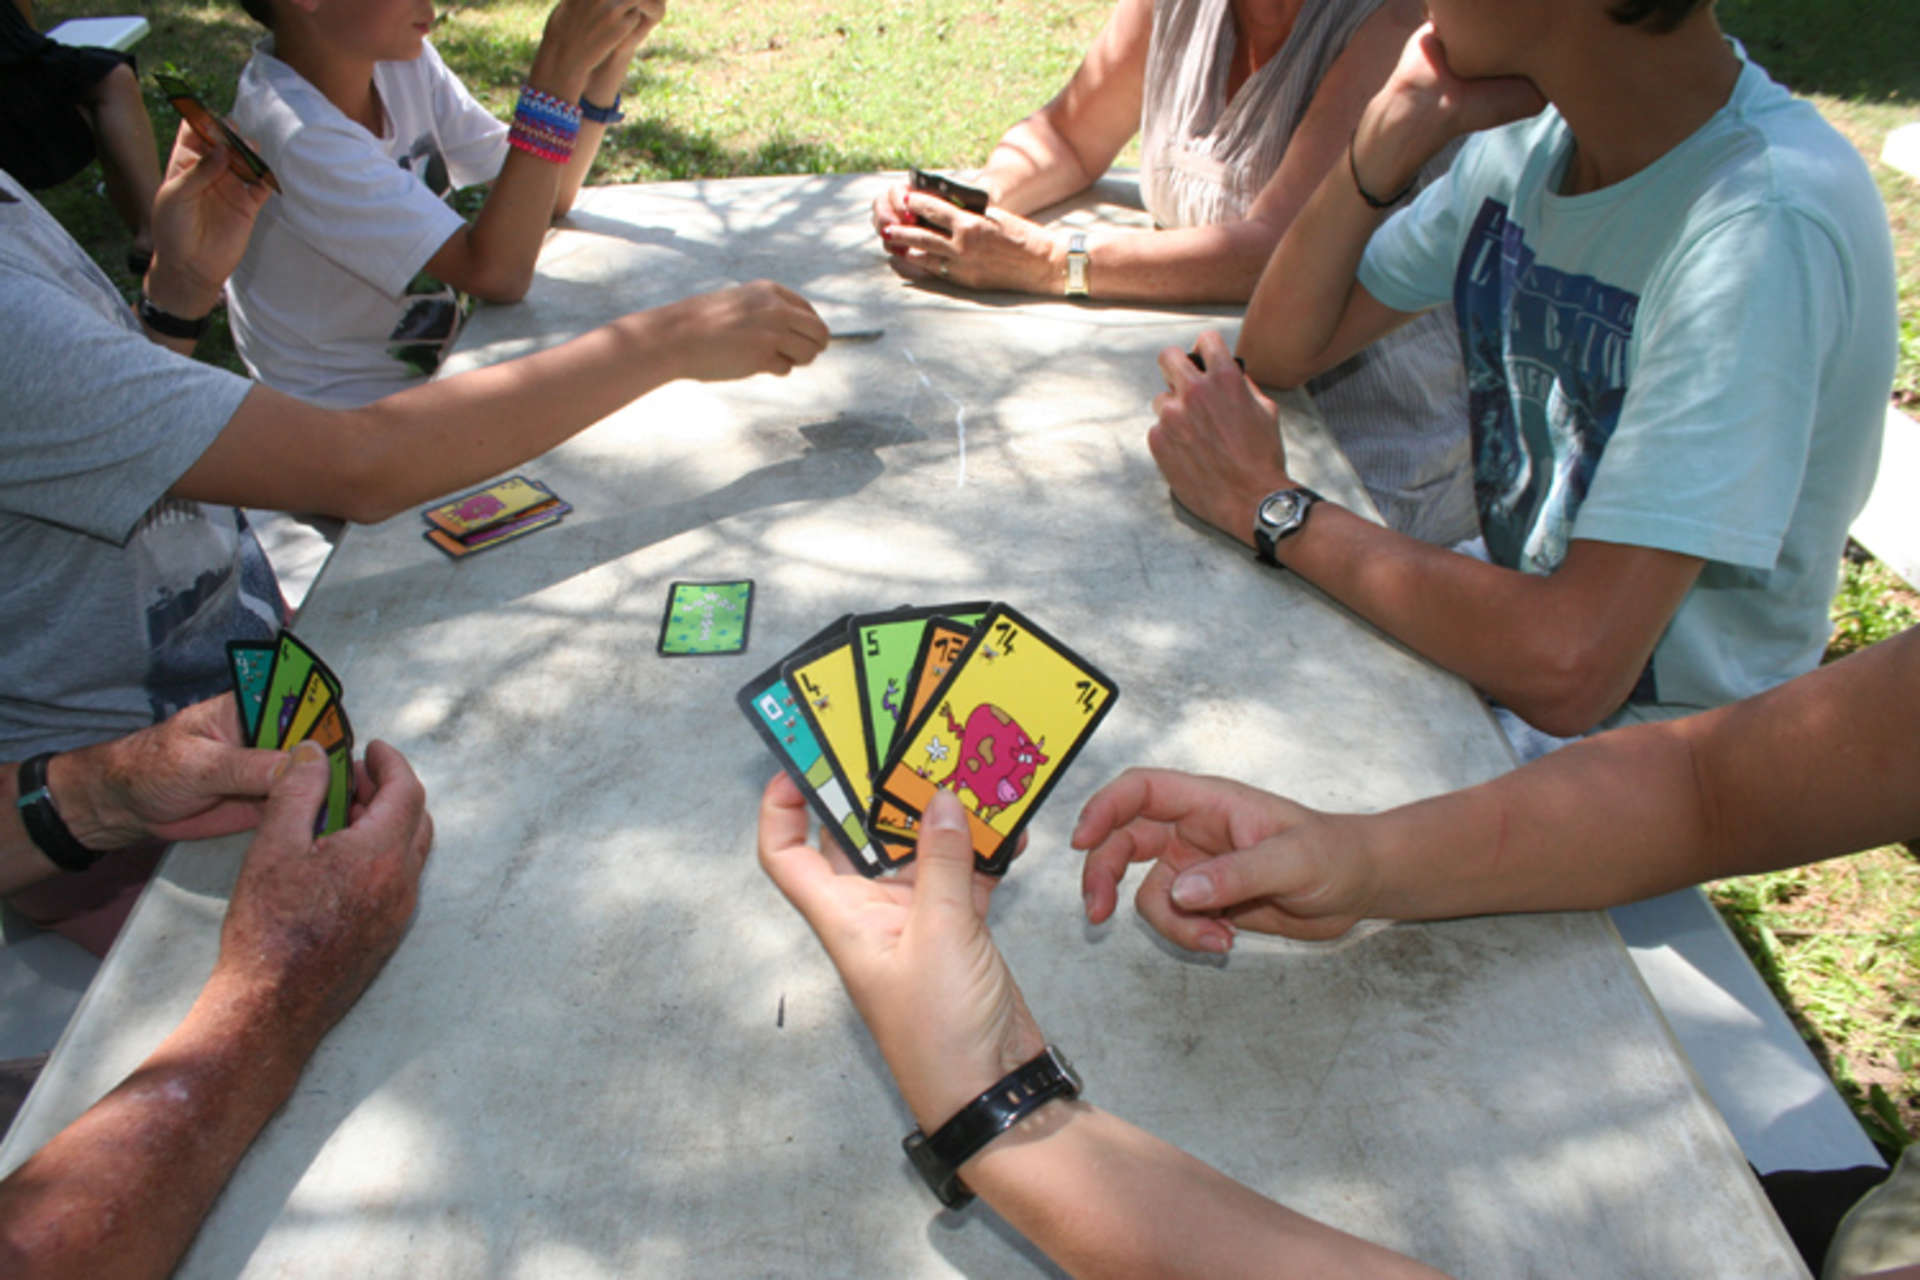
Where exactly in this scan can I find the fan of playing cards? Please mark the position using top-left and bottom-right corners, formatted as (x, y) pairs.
(738, 602), (1118, 876)
(227, 629), (355, 834)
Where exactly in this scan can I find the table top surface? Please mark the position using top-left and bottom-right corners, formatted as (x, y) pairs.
(1, 174), (1803, 1278)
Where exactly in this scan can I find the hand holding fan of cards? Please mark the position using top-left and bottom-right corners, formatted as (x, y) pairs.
(227, 630), (355, 834)
(739, 603), (1117, 876)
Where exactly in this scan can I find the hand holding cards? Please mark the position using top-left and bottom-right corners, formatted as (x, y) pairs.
(155, 71), (280, 192)
(227, 629), (354, 834)
(739, 602), (1116, 877)
(907, 168), (990, 231)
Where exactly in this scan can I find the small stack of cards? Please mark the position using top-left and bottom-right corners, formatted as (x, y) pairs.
(227, 629), (354, 834)
(423, 475), (570, 558)
(738, 602), (1117, 876)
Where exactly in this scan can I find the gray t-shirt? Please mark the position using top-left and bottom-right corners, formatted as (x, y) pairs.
(0, 171), (281, 758)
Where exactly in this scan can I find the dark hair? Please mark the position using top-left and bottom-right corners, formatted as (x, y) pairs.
(240, 0), (273, 28)
(1607, 0), (1709, 33)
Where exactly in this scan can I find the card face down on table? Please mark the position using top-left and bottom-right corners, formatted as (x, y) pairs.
(739, 602), (1116, 876)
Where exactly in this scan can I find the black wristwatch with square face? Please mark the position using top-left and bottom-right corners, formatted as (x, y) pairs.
(902, 1046), (1082, 1209)
(1253, 486), (1323, 567)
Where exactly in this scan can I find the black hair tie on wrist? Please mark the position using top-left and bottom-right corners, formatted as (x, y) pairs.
(16, 753), (106, 873)
(1349, 130), (1416, 210)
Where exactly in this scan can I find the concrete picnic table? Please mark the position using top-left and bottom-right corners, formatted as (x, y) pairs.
(0, 173), (1807, 1277)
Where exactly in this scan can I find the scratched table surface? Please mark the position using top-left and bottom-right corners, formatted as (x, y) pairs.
(1, 174), (1803, 1278)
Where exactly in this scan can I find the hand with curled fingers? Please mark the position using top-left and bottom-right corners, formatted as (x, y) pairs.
(1147, 329), (1294, 545)
(666, 281), (829, 381)
(596, 0), (666, 74)
(147, 121), (274, 317)
(876, 194), (1062, 294)
(535, 0), (654, 92)
(216, 740), (434, 1047)
(757, 774), (1048, 1132)
(50, 693), (287, 854)
(1073, 768), (1377, 952)
(870, 181), (913, 239)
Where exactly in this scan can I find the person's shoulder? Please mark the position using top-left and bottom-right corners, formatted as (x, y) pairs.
(1444, 107), (1565, 200)
(233, 40), (365, 157)
(1689, 52), (1881, 226)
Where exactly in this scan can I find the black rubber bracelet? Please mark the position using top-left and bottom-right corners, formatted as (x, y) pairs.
(137, 291), (212, 341)
(15, 753), (106, 874)
(903, 1046), (1081, 1209)
(1348, 130), (1416, 211)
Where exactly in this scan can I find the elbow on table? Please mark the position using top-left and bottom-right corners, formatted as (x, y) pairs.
(1495, 647), (1646, 741)
(464, 263), (534, 305)
(1238, 348), (1315, 391)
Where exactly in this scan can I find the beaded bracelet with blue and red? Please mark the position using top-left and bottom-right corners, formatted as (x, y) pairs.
(509, 126), (573, 163)
(516, 83), (581, 132)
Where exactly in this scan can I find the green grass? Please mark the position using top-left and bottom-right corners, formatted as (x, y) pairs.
(1710, 846), (1920, 1154)
(26, 0), (1920, 1152)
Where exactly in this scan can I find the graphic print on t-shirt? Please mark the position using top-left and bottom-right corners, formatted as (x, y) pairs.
(1453, 198), (1638, 575)
(387, 132), (475, 378)
(137, 502), (284, 724)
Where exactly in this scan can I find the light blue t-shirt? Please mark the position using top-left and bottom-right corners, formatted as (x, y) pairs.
(1358, 51), (1896, 715)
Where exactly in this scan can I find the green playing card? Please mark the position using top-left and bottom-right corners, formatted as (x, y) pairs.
(657, 580), (755, 656)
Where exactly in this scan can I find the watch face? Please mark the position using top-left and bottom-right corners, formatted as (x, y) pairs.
(1258, 490), (1304, 532)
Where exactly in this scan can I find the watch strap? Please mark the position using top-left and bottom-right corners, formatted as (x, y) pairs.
(903, 1046), (1081, 1209)
(15, 753), (106, 874)
(137, 291), (211, 341)
(1253, 486), (1324, 568)
(579, 92), (624, 124)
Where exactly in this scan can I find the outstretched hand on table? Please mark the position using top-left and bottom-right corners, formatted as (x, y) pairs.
(1074, 767), (1376, 951)
(664, 281), (830, 381)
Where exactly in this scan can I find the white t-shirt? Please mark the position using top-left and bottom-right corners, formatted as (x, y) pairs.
(1357, 49), (1897, 716)
(227, 38), (509, 407)
(0, 172), (280, 758)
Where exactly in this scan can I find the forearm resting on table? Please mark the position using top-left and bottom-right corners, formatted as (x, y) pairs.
(1356, 626), (1920, 919)
(435, 150), (570, 302)
(0, 971), (316, 1279)
(1061, 219), (1288, 305)
(1273, 507), (1698, 736)
(964, 1103), (1447, 1278)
